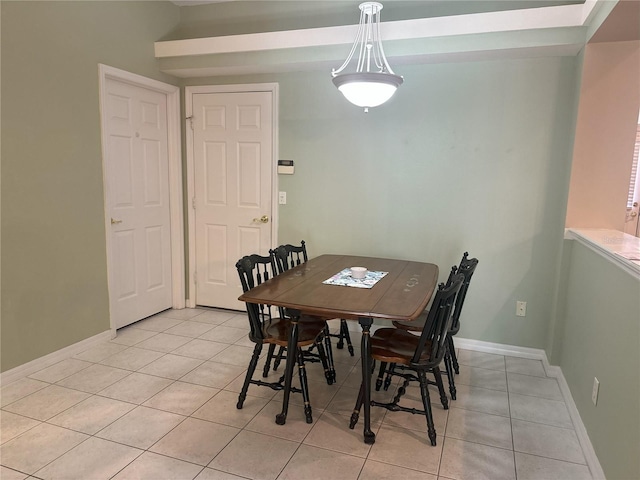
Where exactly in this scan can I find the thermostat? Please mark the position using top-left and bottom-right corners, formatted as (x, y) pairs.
(278, 160), (294, 175)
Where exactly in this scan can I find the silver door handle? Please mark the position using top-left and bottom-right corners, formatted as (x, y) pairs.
(253, 215), (269, 224)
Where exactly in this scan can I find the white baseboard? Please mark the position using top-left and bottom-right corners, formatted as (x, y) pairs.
(0, 330), (114, 386)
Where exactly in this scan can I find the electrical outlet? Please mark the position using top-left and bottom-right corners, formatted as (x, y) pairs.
(278, 191), (287, 205)
(516, 301), (527, 317)
(592, 377), (599, 405)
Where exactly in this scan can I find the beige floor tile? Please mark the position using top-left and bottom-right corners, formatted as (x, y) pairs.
(150, 417), (240, 465)
(199, 325), (248, 344)
(189, 310), (238, 325)
(135, 332), (193, 353)
(96, 405), (184, 449)
(0, 466), (28, 480)
(445, 407), (512, 450)
(56, 364), (131, 393)
(0, 423), (88, 474)
(514, 452), (593, 480)
(223, 370), (279, 401)
(359, 459), (437, 480)
(368, 424), (443, 474)
(278, 444), (365, 480)
(158, 308), (208, 320)
(208, 430), (298, 480)
(0, 411), (40, 444)
(303, 411), (374, 458)
(450, 383), (510, 417)
(509, 393), (572, 428)
(112, 451), (204, 480)
(48, 395), (135, 435)
(28, 358), (92, 383)
(456, 350), (505, 371)
(110, 327), (158, 346)
(73, 342), (128, 363)
(138, 353), (204, 380)
(455, 365), (508, 391)
(180, 361), (245, 389)
(512, 419), (586, 464)
(195, 467), (248, 479)
(1, 377), (49, 408)
(3, 385), (90, 421)
(382, 398), (448, 435)
(505, 357), (546, 377)
(98, 372), (173, 404)
(324, 385), (387, 425)
(99, 346), (165, 371)
(220, 314), (251, 329)
(171, 339), (230, 360)
(193, 389), (269, 428)
(35, 437), (142, 480)
(439, 437), (516, 480)
(210, 345), (256, 367)
(129, 315), (184, 332)
(143, 381), (219, 416)
(507, 373), (563, 400)
(245, 399), (315, 442)
(164, 320), (217, 338)
(275, 378), (339, 411)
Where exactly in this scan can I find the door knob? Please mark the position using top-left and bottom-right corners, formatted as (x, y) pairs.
(111, 218), (123, 225)
(253, 215), (269, 224)
(631, 211), (638, 218)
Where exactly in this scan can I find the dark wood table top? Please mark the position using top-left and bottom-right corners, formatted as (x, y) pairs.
(238, 254), (439, 321)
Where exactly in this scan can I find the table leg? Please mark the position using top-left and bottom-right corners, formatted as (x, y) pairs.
(358, 316), (375, 444)
(276, 309), (300, 425)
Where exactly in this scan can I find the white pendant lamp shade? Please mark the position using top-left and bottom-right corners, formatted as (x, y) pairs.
(332, 72), (403, 108)
(332, 2), (403, 111)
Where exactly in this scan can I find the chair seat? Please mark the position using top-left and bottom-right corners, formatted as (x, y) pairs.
(264, 315), (327, 347)
(371, 328), (432, 365)
(392, 310), (428, 332)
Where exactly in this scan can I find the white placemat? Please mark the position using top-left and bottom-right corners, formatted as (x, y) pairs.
(322, 269), (388, 289)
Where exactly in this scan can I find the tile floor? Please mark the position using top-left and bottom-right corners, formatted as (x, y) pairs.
(1, 308), (594, 480)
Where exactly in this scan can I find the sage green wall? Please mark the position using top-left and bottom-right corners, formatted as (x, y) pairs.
(557, 240), (640, 480)
(1, 1), (180, 372)
(186, 55), (579, 348)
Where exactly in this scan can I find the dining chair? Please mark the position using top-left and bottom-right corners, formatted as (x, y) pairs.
(388, 252), (479, 399)
(272, 240), (354, 356)
(349, 273), (464, 446)
(268, 241), (336, 384)
(236, 253), (330, 423)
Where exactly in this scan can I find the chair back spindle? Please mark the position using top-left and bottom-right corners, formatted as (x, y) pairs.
(411, 273), (464, 367)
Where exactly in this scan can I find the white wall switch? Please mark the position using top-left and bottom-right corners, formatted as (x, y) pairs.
(592, 377), (599, 405)
(516, 301), (527, 317)
(278, 191), (287, 205)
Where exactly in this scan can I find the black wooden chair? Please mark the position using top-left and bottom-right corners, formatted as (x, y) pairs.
(272, 240), (354, 356)
(268, 241), (336, 384)
(349, 273), (464, 446)
(388, 252), (479, 399)
(236, 253), (330, 423)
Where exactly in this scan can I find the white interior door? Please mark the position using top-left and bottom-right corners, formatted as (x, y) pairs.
(192, 91), (274, 310)
(103, 77), (173, 328)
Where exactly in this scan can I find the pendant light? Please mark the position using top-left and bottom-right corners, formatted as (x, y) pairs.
(332, 2), (403, 112)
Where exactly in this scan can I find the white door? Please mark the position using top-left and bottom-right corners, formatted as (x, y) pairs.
(104, 78), (173, 328)
(192, 91), (273, 309)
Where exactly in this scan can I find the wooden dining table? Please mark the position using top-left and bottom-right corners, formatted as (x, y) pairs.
(238, 254), (439, 444)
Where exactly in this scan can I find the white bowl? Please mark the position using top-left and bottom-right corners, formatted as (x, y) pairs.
(351, 267), (368, 279)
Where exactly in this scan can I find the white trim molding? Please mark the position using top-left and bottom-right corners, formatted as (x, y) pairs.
(565, 228), (640, 278)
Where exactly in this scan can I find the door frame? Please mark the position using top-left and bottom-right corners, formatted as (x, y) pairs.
(185, 83), (279, 308)
(98, 64), (185, 333)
